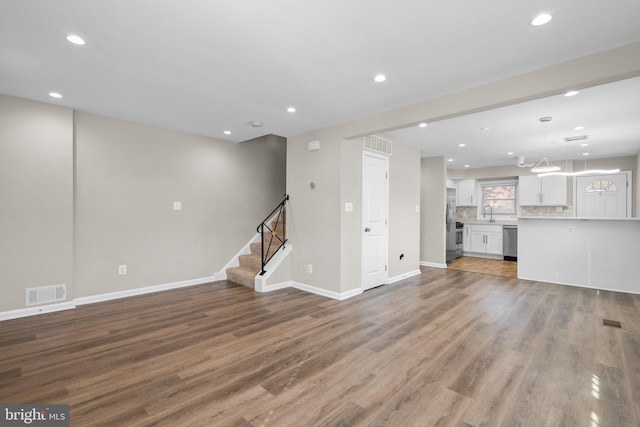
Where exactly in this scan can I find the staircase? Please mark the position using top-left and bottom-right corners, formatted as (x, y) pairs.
(226, 195), (288, 289)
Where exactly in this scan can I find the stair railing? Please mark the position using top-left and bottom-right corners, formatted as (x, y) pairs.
(256, 194), (289, 275)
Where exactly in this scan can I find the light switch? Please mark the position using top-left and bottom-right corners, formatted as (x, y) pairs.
(416, 205), (420, 213)
(173, 201), (182, 211)
(345, 202), (353, 212)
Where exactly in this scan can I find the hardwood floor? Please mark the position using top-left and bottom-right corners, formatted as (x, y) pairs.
(1, 268), (639, 426)
(447, 256), (518, 278)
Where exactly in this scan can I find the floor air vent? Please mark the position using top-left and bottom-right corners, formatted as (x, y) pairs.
(602, 319), (622, 328)
(25, 284), (66, 306)
(364, 135), (393, 156)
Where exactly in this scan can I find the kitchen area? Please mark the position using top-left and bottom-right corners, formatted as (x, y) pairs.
(445, 174), (571, 277)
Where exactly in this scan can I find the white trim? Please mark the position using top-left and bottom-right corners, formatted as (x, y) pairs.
(258, 280), (363, 300)
(517, 276), (640, 296)
(387, 269), (421, 284)
(0, 302), (76, 321)
(213, 233), (261, 280)
(420, 261), (447, 269)
(74, 276), (216, 306)
(292, 281), (363, 300)
(254, 244), (293, 292)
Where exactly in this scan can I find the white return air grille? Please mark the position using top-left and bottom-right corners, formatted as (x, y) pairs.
(25, 284), (67, 306)
(364, 135), (393, 156)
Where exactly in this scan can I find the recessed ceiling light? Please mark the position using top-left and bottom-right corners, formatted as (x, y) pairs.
(507, 152), (514, 155)
(447, 158), (454, 162)
(458, 144), (466, 147)
(49, 92), (62, 98)
(250, 121), (263, 128)
(481, 127), (491, 131)
(223, 130), (231, 135)
(373, 74), (386, 83)
(66, 34), (86, 45)
(418, 123), (427, 128)
(564, 90), (579, 97)
(582, 152), (590, 156)
(574, 126), (584, 130)
(465, 165), (470, 168)
(286, 107), (296, 113)
(580, 143), (589, 147)
(531, 13), (553, 26)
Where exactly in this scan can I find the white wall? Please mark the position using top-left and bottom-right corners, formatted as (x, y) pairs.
(519, 217), (640, 294)
(0, 95), (73, 312)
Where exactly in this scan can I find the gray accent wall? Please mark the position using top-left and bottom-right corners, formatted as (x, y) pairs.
(74, 113), (286, 297)
(287, 132), (421, 295)
(0, 95), (286, 312)
(420, 157), (446, 266)
(0, 95), (74, 312)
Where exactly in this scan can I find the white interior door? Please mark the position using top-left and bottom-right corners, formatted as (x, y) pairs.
(362, 152), (389, 290)
(576, 173), (629, 218)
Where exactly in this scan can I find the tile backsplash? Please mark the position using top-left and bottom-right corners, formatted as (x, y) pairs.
(456, 205), (574, 218)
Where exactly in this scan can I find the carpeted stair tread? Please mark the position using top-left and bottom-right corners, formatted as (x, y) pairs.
(226, 266), (257, 289)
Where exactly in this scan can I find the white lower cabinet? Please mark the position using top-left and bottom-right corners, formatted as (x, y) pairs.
(462, 225), (471, 252)
(468, 225), (503, 256)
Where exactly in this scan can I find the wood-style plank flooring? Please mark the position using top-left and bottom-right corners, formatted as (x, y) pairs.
(447, 256), (518, 278)
(1, 267), (640, 426)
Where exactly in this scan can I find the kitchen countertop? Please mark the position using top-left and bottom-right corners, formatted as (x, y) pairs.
(458, 219), (518, 226)
(518, 216), (640, 221)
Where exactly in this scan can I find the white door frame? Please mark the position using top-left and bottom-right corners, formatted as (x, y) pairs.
(361, 151), (389, 291)
(573, 171), (632, 217)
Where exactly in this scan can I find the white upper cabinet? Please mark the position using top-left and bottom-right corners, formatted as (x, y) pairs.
(519, 175), (567, 206)
(457, 179), (476, 206)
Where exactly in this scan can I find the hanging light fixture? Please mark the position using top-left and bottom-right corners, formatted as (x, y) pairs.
(530, 117), (561, 173)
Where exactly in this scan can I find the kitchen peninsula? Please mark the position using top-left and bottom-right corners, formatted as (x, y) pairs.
(518, 217), (640, 294)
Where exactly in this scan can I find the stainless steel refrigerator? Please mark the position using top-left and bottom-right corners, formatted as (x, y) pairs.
(445, 188), (460, 264)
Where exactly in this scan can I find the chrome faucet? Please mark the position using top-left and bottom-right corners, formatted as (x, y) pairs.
(483, 205), (495, 223)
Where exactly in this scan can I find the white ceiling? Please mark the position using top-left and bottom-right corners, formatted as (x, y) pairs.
(384, 76), (640, 169)
(1, 1), (640, 163)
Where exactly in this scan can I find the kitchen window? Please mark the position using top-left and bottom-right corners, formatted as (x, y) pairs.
(478, 180), (518, 217)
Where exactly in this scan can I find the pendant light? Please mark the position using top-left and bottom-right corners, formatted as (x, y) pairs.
(530, 117), (561, 173)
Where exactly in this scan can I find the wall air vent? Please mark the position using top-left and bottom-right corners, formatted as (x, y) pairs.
(25, 284), (66, 306)
(564, 135), (589, 142)
(364, 135), (393, 156)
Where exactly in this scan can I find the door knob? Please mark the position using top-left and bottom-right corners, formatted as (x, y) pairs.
(364, 227), (371, 232)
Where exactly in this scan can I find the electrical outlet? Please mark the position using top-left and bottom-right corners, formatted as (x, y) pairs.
(173, 201), (182, 211)
(556, 206), (563, 213)
(568, 226), (574, 233)
(118, 265), (127, 275)
(307, 264), (313, 274)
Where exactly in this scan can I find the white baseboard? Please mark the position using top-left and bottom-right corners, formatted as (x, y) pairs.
(74, 276), (217, 306)
(0, 302), (76, 322)
(387, 269), (422, 284)
(258, 280), (362, 301)
(420, 261), (447, 269)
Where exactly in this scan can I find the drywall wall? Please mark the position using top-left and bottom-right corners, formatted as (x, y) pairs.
(74, 112), (286, 297)
(519, 217), (640, 294)
(338, 138), (421, 294)
(388, 141), (421, 278)
(0, 95), (74, 312)
(636, 152), (640, 217)
(286, 130), (342, 294)
(0, 94), (286, 314)
(420, 157), (446, 266)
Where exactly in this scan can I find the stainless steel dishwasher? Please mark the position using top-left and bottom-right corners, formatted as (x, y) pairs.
(503, 225), (517, 261)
